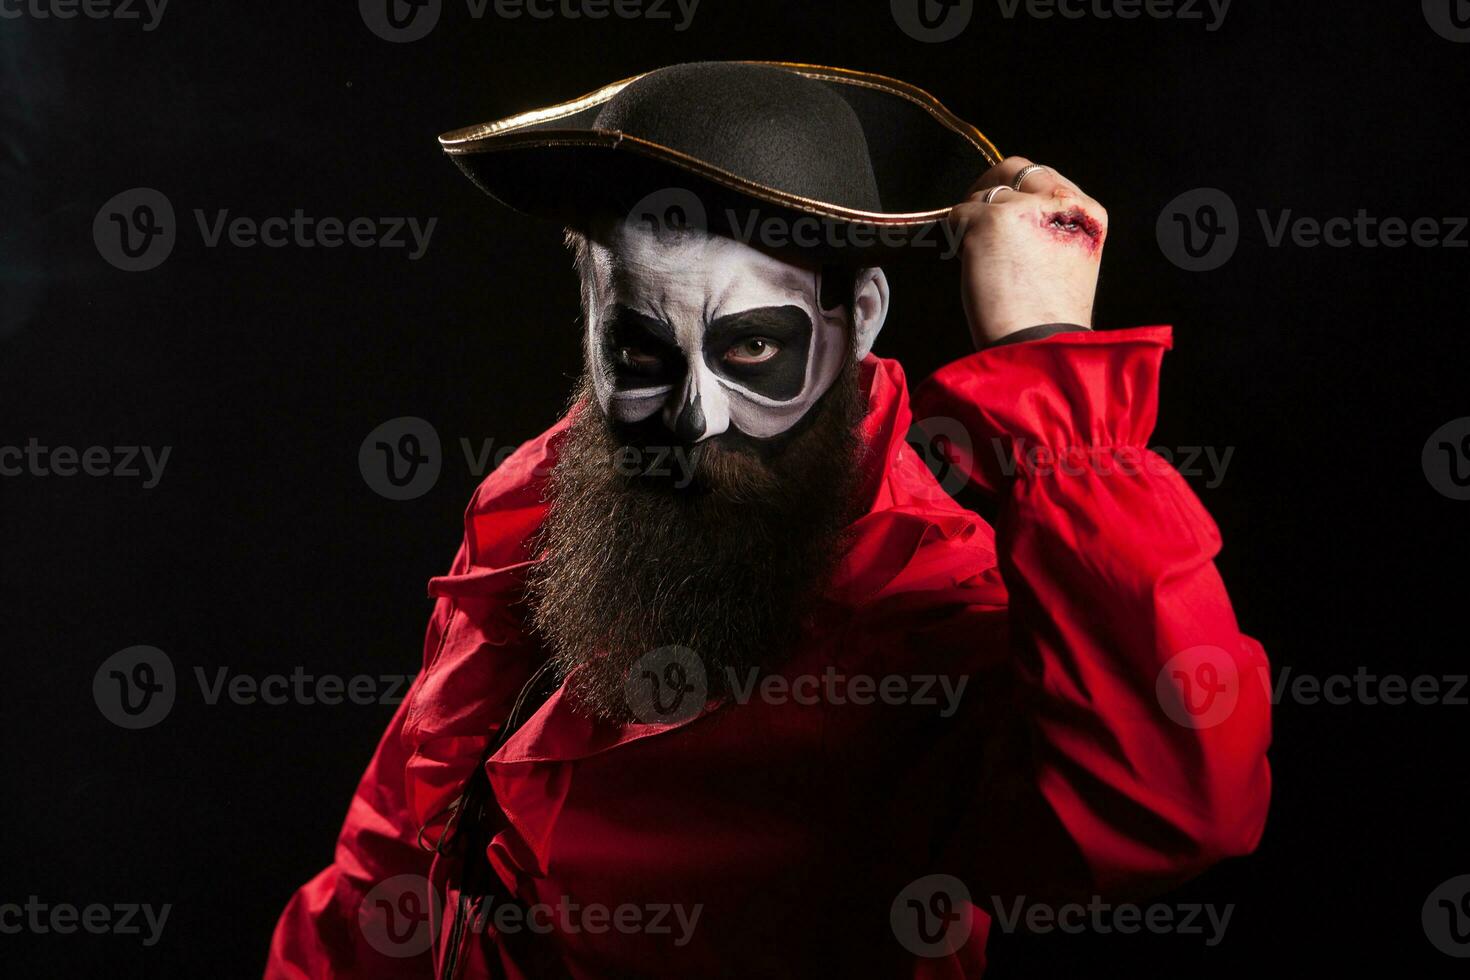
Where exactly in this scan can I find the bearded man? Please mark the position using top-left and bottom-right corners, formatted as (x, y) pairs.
(267, 62), (1272, 979)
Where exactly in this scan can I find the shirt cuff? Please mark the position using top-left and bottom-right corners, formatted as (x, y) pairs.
(982, 323), (1092, 351)
(911, 326), (1174, 495)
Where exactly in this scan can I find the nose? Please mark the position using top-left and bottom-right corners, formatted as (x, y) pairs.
(664, 369), (712, 443)
(671, 393), (706, 442)
(663, 361), (728, 443)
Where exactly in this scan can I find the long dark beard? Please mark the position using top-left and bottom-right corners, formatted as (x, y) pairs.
(525, 360), (866, 722)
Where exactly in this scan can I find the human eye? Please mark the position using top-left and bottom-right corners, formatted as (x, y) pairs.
(722, 337), (782, 366)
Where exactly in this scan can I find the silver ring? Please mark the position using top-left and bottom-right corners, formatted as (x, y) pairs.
(982, 185), (1015, 205)
(1011, 164), (1050, 192)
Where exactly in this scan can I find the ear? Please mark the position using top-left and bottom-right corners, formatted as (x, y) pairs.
(851, 266), (890, 360)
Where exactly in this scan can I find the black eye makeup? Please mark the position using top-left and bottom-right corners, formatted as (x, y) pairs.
(603, 306), (680, 385)
(703, 305), (813, 400)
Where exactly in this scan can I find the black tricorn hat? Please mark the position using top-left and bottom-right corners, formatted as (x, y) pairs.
(438, 61), (1001, 260)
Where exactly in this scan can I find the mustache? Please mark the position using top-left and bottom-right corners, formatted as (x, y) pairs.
(578, 414), (795, 501)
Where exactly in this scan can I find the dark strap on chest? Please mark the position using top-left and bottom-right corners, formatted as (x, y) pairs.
(431, 659), (564, 980)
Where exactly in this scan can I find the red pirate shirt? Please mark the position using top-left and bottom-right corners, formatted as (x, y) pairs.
(266, 326), (1272, 978)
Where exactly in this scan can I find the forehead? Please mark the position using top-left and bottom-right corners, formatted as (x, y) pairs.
(588, 219), (814, 319)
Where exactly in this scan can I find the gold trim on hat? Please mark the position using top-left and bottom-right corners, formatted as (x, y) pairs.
(438, 61), (1003, 226)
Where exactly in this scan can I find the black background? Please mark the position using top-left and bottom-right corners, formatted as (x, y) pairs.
(2, 1), (1467, 976)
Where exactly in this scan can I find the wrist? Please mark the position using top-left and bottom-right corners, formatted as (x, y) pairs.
(971, 304), (1093, 348)
(982, 322), (1092, 350)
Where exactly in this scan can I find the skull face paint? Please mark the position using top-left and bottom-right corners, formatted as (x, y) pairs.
(583, 221), (860, 441)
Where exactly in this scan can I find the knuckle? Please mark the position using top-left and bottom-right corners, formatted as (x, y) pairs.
(978, 156), (1029, 186)
(948, 202), (980, 226)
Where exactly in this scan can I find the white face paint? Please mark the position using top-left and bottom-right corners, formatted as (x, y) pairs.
(583, 220), (881, 442)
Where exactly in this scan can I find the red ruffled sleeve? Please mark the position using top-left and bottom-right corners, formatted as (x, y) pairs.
(911, 326), (1273, 901)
